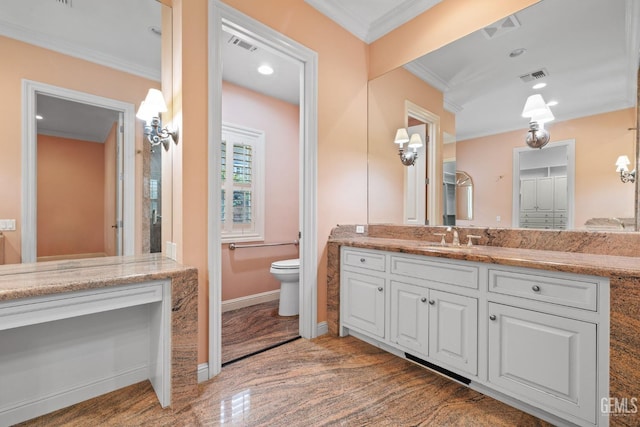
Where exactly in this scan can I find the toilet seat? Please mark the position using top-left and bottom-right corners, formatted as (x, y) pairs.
(271, 258), (299, 270)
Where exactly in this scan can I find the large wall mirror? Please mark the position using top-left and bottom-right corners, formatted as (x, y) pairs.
(0, 0), (170, 264)
(368, 0), (640, 232)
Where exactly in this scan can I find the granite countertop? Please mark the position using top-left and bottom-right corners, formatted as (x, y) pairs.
(0, 253), (197, 302)
(329, 236), (640, 279)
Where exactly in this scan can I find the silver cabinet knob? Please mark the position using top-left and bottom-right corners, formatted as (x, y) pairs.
(360, 258), (366, 263)
(532, 285), (541, 292)
(420, 297), (427, 303)
(489, 314), (497, 321)
(377, 287), (383, 292)
(428, 299), (435, 305)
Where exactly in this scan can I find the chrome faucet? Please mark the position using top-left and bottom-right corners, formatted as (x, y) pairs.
(446, 226), (460, 246)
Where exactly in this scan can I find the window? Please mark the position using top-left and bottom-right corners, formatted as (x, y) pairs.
(221, 123), (265, 242)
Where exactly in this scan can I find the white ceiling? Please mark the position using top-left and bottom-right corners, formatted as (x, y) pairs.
(2, 0), (639, 144)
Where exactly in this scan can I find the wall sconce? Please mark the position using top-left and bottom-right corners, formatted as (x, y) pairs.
(136, 88), (178, 151)
(522, 94), (554, 149)
(394, 128), (423, 166)
(615, 155), (636, 183)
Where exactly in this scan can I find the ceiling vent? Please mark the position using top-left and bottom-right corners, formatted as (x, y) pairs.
(519, 68), (550, 83)
(228, 35), (258, 52)
(55, 0), (72, 7)
(482, 14), (520, 40)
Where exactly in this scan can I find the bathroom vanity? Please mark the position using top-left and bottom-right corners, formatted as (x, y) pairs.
(328, 225), (640, 427)
(0, 254), (198, 426)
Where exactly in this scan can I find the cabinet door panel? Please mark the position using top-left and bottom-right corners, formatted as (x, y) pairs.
(341, 271), (385, 338)
(429, 290), (477, 375)
(390, 281), (429, 357)
(488, 303), (596, 424)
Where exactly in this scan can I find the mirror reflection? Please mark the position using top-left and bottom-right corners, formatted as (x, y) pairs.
(0, 0), (166, 264)
(368, 0), (638, 231)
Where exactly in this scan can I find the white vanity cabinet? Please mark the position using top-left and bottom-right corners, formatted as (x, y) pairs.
(486, 267), (606, 426)
(341, 247), (480, 378)
(339, 245), (609, 427)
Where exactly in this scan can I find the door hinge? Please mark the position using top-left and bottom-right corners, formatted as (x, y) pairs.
(298, 231), (302, 239)
(425, 178), (430, 185)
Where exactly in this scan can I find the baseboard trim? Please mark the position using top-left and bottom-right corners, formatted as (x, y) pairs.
(221, 290), (280, 313)
(0, 366), (148, 426)
(316, 321), (328, 336)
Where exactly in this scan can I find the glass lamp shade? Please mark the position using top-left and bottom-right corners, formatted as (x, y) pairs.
(143, 88), (168, 113)
(394, 128), (410, 145)
(522, 94), (548, 118)
(408, 133), (423, 149)
(616, 155), (631, 172)
(135, 100), (155, 122)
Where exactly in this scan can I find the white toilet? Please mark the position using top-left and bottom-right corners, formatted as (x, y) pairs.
(270, 258), (300, 316)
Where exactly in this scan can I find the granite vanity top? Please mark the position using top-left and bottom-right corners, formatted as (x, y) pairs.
(329, 236), (640, 279)
(0, 253), (197, 301)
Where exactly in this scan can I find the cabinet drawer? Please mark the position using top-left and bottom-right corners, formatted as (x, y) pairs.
(342, 249), (386, 272)
(488, 269), (597, 311)
(391, 256), (478, 289)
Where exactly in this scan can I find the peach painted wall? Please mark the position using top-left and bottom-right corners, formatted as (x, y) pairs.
(368, 67), (455, 224)
(368, 0), (540, 79)
(171, 0), (552, 363)
(221, 81), (300, 301)
(456, 108), (636, 228)
(0, 35), (157, 264)
(103, 123), (118, 257)
(37, 135), (105, 257)
(442, 142), (456, 161)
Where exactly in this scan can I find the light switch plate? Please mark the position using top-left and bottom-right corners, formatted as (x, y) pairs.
(0, 219), (16, 231)
(355, 225), (365, 234)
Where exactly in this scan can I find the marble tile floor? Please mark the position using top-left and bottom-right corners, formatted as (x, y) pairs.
(18, 335), (552, 426)
(222, 300), (300, 365)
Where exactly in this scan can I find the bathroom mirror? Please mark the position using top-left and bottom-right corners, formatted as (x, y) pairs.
(367, 0), (639, 231)
(0, 0), (168, 264)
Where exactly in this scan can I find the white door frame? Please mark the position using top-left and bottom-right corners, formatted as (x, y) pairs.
(208, 1), (318, 378)
(512, 139), (575, 228)
(404, 101), (439, 225)
(21, 80), (136, 262)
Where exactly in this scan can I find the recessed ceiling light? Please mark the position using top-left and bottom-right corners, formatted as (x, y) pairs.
(546, 100), (558, 107)
(257, 64), (274, 75)
(36, 115), (43, 120)
(532, 82), (546, 89)
(509, 48), (526, 58)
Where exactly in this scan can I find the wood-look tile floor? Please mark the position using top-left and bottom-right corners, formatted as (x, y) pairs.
(18, 335), (552, 426)
(222, 300), (300, 364)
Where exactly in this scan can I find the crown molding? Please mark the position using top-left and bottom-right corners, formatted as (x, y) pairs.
(305, 0), (441, 43)
(0, 19), (160, 82)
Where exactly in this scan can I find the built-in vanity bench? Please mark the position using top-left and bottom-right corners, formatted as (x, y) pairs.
(0, 254), (198, 426)
(327, 225), (640, 427)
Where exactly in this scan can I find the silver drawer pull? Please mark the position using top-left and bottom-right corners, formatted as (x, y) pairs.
(377, 287), (383, 292)
(420, 297), (427, 303)
(489, 314), (497, 321)
(428, 299), (435, 305)
(360, 258), (366, 263)
(532, 285), (541, 292)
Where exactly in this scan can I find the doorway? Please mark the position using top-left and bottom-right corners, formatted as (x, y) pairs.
(22, 80), (136, 262)
(208, 1), (318, 379)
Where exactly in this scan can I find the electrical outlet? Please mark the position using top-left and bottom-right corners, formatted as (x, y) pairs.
(355, 225), (365, 234)
(496, 216), (501, 222)
(0, 219), (16, 231)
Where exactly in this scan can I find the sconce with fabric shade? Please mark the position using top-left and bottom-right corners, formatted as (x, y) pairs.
(136, 88), (178, 151)
(615, 155), (636, 183)
(393, 128), (423, 166)
(522, 94), (554, 149)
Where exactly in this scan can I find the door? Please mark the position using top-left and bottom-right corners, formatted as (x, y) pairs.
(115, 112), (124, 255)
(429, 290), (477, 375)
(390, 280), (429, 357)
(488, 303), (597, 424)
(341, 271), (385, 338)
